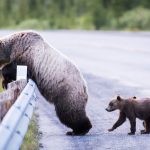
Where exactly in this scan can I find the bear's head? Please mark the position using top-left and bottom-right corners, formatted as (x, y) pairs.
(105, 96), (124, 112)
(0, 41), (11, 69)
(106, 96), (136, 112)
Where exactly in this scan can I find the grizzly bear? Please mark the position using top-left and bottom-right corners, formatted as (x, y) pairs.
(106, 96), (150, 135)
(0, 31), (92, 135)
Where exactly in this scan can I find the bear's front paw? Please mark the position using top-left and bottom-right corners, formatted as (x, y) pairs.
(66, 131), (75, 136)
(108, 128), (114, 132)
(128, 132), (135, 135)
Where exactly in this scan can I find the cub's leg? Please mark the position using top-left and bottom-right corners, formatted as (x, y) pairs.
(108, 112), (126, 132)
(140, 121), (146, 134)
(128, 117), (136, 135)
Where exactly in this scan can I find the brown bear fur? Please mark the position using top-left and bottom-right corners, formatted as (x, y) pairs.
(106, 96), (150, 135)
(0, 31), (92, 135)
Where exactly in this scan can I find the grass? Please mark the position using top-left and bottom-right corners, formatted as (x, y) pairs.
(21, 114), (39, 150)
(0, 78), (3, 92)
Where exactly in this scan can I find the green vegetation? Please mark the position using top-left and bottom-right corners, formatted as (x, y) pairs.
(0, 0), (150, 30)
(21, 114), (39, 150)
(0, 78), (3, 92)
(0, 85), (2, 92)
(118, 7), (150, 30)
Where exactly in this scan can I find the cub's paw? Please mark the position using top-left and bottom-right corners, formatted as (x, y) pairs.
(140, 130), (145, 134)
(108, 128), (114, 132)
(128, 132), (135, 135)
(141, 130), (150, 134)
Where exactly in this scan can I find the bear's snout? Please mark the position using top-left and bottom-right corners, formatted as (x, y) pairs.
(105, 107), (111, 112)
(105, 106), (116, 112)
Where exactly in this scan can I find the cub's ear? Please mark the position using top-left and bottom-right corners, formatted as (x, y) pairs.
(133, 96), (136, 99)
(117, 96), (122, 101)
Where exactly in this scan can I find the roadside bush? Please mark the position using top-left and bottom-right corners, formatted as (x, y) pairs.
(74, 16), (94, 30)
(48, 16), (94, 30)
(16, 19), (50, 30)
(118, 7), (150, 30)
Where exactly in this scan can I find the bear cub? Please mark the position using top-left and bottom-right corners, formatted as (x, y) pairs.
(106, 96), (150, 135)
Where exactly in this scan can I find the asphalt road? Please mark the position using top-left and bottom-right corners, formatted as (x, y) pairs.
(37, 31), (150, 150)
(40, 31), (150, 93)
(1, 30), (150, 150)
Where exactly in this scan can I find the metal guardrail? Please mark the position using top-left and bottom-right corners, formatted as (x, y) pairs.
(0, 79), (38, 150)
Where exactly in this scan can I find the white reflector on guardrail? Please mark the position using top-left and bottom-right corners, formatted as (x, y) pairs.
(0, 79), (38, 150)
(17, 65), (27, 80)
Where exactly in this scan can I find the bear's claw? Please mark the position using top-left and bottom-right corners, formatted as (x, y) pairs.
(108, 128), (114, 132)
(66, 131), (75, 136)
(128, 132), (135, 135)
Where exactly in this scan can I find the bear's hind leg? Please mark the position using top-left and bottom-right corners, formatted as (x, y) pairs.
(140, 121), (146, 134)
(141, 120), (150, 134)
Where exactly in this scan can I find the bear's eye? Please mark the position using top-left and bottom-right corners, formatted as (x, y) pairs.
(109, 102), (113, 106)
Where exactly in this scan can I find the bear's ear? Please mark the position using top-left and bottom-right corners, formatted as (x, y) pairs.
(117, 96), (122, 101)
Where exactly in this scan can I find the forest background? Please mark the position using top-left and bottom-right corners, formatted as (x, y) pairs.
(0, 0), (150, 30)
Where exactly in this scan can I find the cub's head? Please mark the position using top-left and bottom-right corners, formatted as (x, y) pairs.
(105, 96), (123, 112)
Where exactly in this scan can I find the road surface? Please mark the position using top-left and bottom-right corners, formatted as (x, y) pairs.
(1, 30), (150, 150)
